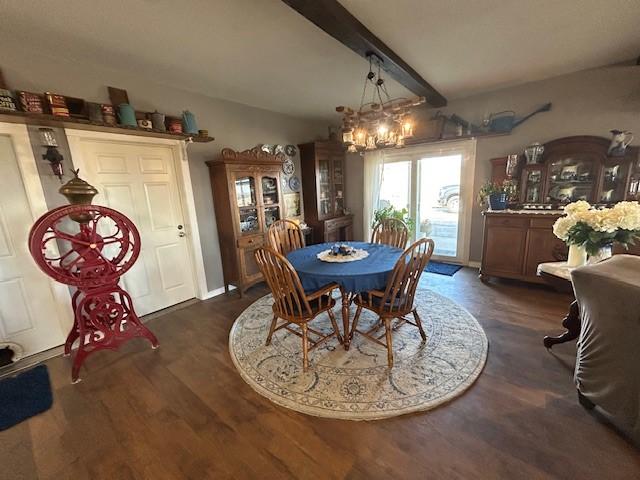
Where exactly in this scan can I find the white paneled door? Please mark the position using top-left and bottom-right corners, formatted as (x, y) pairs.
(72, 138), (196, 316)
(0, 132), (67, 356)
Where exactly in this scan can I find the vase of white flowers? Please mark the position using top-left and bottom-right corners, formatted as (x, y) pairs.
(553, 200), (640, 264)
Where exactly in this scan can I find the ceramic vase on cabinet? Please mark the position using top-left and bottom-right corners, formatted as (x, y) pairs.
(488, 192), (508, 210)
(587, 245), (613, 264)
(567, 244), (587, 267)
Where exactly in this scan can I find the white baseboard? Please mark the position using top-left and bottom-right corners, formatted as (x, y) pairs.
(467, 261), (481, 269)
(200, 285), (237, 300)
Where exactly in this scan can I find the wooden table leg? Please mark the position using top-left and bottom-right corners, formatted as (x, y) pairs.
(339, 287), (351, 350)
(543, 300), (581, 348)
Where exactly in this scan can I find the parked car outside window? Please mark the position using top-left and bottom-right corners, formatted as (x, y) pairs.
(437, 184), (460, 213)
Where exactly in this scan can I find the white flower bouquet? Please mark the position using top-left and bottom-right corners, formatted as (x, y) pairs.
(553, 200), (640, 255)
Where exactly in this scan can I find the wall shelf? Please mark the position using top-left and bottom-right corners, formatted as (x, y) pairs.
(405, 131), (510, 147)
(0, 110), (214, 143)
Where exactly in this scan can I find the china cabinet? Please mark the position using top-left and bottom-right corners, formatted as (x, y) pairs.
(480, 136), (640, 284)
(299, 141), (353, 243)
(206, 147), (284, 296)
(515, 136), (638, 207)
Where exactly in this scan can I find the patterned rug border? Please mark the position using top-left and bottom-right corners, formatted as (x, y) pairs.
(228, 289), (489, 421)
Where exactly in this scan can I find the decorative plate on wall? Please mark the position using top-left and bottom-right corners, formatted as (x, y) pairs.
(288, 176), (301, 191)
(260, 144), (274, 155)
(282, 158), (295, 175)
(285, 144), (297, 156)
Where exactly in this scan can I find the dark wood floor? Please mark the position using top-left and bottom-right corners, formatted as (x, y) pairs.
(1, 268), (639, 479)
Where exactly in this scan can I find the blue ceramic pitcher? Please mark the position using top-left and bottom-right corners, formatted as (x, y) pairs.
(182, 110), (198, 134)
(118, 103), (137, 127)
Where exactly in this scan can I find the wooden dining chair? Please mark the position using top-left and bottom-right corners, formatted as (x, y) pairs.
(268, 219), (305, 256)
(371, 218), (409, 249)
(351, 238), (435, 367)
(254, 246), (342, 371)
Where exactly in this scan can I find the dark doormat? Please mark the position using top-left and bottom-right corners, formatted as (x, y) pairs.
(426, 261), (464, 276)
(0, 365), (53, 431)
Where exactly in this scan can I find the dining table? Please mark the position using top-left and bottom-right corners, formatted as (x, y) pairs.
(286, 241), (403, 350)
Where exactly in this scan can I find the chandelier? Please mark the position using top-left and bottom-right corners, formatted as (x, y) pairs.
(337, 52), (425, 153)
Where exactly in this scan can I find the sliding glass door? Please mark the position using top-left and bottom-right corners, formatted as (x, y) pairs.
(377, 140), (475, 263)
(379, 160), (411, 212)
(416, 154), (463, 258)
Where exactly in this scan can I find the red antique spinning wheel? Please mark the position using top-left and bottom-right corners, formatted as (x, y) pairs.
(29, 204), (158, 382)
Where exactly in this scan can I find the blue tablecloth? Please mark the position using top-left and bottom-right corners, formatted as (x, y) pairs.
(286, 242), (402, 294)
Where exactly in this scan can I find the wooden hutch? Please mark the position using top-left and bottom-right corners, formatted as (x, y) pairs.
(299, 140), (353, 243)
(480, 136), (640, 283)
(207, 147), (285, 296)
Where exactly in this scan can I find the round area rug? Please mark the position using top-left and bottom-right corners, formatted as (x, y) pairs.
(229, 289), (488, 420)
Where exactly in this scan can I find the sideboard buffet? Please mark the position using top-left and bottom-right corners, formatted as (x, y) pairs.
(480, 136), (640, 283)
(207, 147), (285, 296)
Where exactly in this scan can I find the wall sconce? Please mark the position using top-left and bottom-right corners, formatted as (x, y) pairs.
(39, 128), (64, 181)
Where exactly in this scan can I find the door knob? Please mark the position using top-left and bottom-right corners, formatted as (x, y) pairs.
(178, 232), (186, 237)
(177, 224), (184, 230)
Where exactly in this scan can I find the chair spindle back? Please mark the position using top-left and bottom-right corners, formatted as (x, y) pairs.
(254, 247), (312, 319)
(381, 238), (435, 314)
(268, 219), (305, 256)
(371, 218), (409, 249)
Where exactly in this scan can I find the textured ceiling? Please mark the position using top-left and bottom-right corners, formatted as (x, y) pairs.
(0, 0), (638, 120)
(340, 0), (640, 99)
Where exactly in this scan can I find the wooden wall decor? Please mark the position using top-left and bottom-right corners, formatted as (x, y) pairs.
(107, 86), (130, 107)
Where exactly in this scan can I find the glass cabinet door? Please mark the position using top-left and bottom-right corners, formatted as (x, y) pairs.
(629, 175), (640, 201)
(545, 155), (597, 204)
(333, 158), (344, 215)
(264, 206), (280, 228)
(235, 176), (256, 207)
(600, 160), (631, 203)
(318, 159), (332, 218)
(235, 176), (259, 234)
(522, 167), (543, 203)
(238, 208), (259, 234)
(261, 176), (279, 206)
(261, 175), (281, 229)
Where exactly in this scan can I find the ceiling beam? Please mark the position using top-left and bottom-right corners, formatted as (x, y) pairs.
(281, 0), (447, 108)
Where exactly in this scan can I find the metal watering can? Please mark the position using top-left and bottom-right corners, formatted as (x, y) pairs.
(488, 102), (552, 133)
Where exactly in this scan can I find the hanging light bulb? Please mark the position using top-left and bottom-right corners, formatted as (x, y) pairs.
(401, 119), (414, 138)
(365, 134), (377, 150)
(376, 123), (389, 144)
(342, 128), (354, 145)
(354, 127), (367, 147)
(385, 129), (397, 146)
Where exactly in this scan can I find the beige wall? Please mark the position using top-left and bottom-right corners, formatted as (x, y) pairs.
(0, 47), (326, 291)
(345, 63), (640, 261)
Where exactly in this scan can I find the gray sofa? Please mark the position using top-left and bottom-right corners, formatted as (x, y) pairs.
(571, 254), (640, 444)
